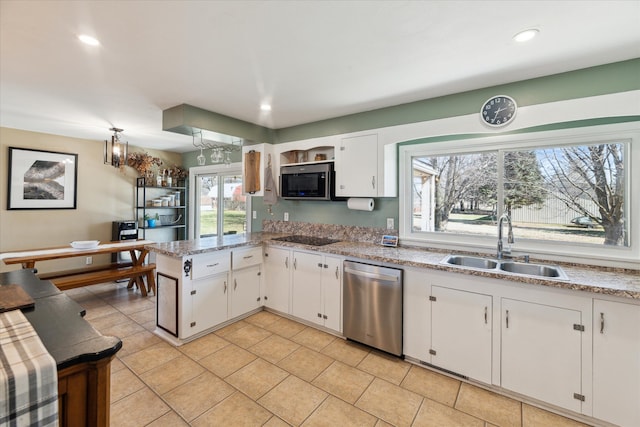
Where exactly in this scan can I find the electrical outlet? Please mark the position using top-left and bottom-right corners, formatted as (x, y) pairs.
(386, 218), (394, 229)
(252, 210), (257, 219)
(85, 256), (93, 265)
(284, 212), (289, 221)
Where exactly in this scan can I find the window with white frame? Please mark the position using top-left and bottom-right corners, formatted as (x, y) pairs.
(399, 123), (639, 265)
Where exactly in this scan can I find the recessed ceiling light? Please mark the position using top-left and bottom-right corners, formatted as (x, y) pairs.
(78, 34), (100, 46)
(260, 104), (272, 112)
(513, 29), (539, 43)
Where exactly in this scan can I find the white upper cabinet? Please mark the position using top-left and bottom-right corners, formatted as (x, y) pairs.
(335, 134), (378, 197)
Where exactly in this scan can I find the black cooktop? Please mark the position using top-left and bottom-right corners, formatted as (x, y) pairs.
(272, 235), (340, 246)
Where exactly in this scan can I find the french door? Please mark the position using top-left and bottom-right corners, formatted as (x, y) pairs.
(189, 164), (249, 239)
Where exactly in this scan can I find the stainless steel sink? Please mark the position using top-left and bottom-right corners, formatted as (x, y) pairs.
(441, 254), (568, 280)
(443, 255), (498, 270)
(499, 262), (567, 279)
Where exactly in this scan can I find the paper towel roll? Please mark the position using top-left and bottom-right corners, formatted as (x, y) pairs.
(347, 198), (374, 211)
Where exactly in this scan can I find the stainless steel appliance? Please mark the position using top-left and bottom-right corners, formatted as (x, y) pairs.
(111, 220), (138, 264)
(280, 162), (335, 200)
(343, 261), (403, 356)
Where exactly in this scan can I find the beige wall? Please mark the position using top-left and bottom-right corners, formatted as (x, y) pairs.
(0, 127), (181, 273)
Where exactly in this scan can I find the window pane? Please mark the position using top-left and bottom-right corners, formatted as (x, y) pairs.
(412, 152), (497, 236)
(505, 142), (627, 246)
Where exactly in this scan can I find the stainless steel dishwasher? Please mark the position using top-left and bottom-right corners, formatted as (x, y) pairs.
(343, 261), (403, 356)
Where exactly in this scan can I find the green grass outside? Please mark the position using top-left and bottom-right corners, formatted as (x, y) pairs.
(199, 210), (246, 235)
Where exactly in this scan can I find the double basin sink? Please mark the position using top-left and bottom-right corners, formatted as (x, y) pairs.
(442, 254), (567, 279)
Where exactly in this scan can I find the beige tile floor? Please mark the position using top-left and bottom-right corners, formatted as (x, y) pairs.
(65, 282), (592, 427)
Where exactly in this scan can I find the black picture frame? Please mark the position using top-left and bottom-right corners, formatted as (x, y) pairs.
(7, 147), (78, 210)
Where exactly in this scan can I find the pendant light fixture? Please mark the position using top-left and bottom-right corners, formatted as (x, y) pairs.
(104, 127), (128, 168)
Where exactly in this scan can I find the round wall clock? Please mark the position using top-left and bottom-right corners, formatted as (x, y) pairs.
(481, 95), (517, 127)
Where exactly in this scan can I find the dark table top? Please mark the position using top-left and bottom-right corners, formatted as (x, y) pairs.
(0, 269), (121, 370)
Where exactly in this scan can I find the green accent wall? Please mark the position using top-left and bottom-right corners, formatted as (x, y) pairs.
(274, 59), (640, 142)
(175, 59), (640, 232)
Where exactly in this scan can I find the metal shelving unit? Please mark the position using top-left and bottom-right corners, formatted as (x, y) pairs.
(135, 177), (187, 241)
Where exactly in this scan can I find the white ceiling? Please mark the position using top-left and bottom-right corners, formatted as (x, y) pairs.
(1, 1), (639, 153)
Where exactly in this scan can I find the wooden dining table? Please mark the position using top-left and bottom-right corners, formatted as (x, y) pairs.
(1, 240), (156, 296)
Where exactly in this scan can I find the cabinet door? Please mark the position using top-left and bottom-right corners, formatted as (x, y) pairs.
(291, 251), (322, 325)
(593, 299), (640, 427)
(321, 256), (342, 333)
(431, 286), (492, 384)
(501, 298), (582, 412)
(403, 269), (430, 361)
(190, 273), (228, 337)
(336, 134), (378, 197)
(264, 247), (291, 314)
(230, 265), (261, 318)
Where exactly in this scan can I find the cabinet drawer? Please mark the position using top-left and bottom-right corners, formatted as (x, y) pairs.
(191, 252), (230, 280)
(233, 247), (263, 270)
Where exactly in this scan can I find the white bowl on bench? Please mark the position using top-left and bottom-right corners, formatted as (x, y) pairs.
(70, 240), (100, 249)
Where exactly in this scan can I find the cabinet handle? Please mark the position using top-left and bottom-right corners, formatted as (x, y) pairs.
(506, 310), (509, 329)
(335, 266), (339, 279)
(285, 257), (288, 268)
(206, 263), (219, 267)
(234, 279), (237, 290)
(243, 255), (253, 259)
(224, 281), (227, 293)
(600, 312), (605, 334)
(371, 176), (375, 189)
(484, 306), (488, 324)
(293, 258), (297, 270)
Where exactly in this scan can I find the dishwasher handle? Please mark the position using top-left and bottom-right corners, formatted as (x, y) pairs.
(344, 266), (400, 282)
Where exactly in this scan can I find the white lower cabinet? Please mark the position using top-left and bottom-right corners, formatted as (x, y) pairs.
(263, 247), (291, 313)
(501, 298), (583, 413)
(402, 268), (430, 361)
(230, 247), (263, 318)
(230, 264), (261, 318)
(291, 251), (322, 323)
(593, 299), (640, 427)
(155, 246), (263, 343)
(320, 255), (342, 332)
(189, 273), (228, 336)
(430, 286), (492, 384)
(289, 250), (342, 333)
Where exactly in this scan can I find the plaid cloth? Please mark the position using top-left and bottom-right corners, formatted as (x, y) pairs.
(0, 309), (58, 427)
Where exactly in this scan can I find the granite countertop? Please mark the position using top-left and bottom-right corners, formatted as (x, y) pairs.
(146, 232), (640, 300)
(0, 269), (122, 370)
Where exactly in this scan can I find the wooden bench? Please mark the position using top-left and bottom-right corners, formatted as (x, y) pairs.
(38, 263), (156, 296)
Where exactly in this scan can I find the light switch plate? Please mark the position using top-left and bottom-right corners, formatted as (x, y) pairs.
(386, 218), (394, 229)
(252, 210), (257, 219)
(284, 212), (289, 221)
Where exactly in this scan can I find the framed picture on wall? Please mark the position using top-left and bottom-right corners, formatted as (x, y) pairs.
(7, 147), (78, 210)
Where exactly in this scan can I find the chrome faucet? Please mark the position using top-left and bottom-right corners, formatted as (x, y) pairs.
(497, 213), (514, 259)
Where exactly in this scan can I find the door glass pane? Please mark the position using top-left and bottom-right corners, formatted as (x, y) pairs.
(222, 174), (246, 235)
(198, 174), (217, 238)
(193, 170), (246, 238)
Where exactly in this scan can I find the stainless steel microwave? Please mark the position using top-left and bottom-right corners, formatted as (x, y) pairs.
(280, 162), (335, 200)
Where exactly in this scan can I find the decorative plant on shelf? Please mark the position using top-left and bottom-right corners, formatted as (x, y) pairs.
(144, 213), (159, 228)
(127, 152), (163, 184)
(166, 165), (188, 181)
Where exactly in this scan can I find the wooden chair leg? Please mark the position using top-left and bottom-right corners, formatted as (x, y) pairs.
(146, 272), (156, 296)
(136, 276), (148, 297)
